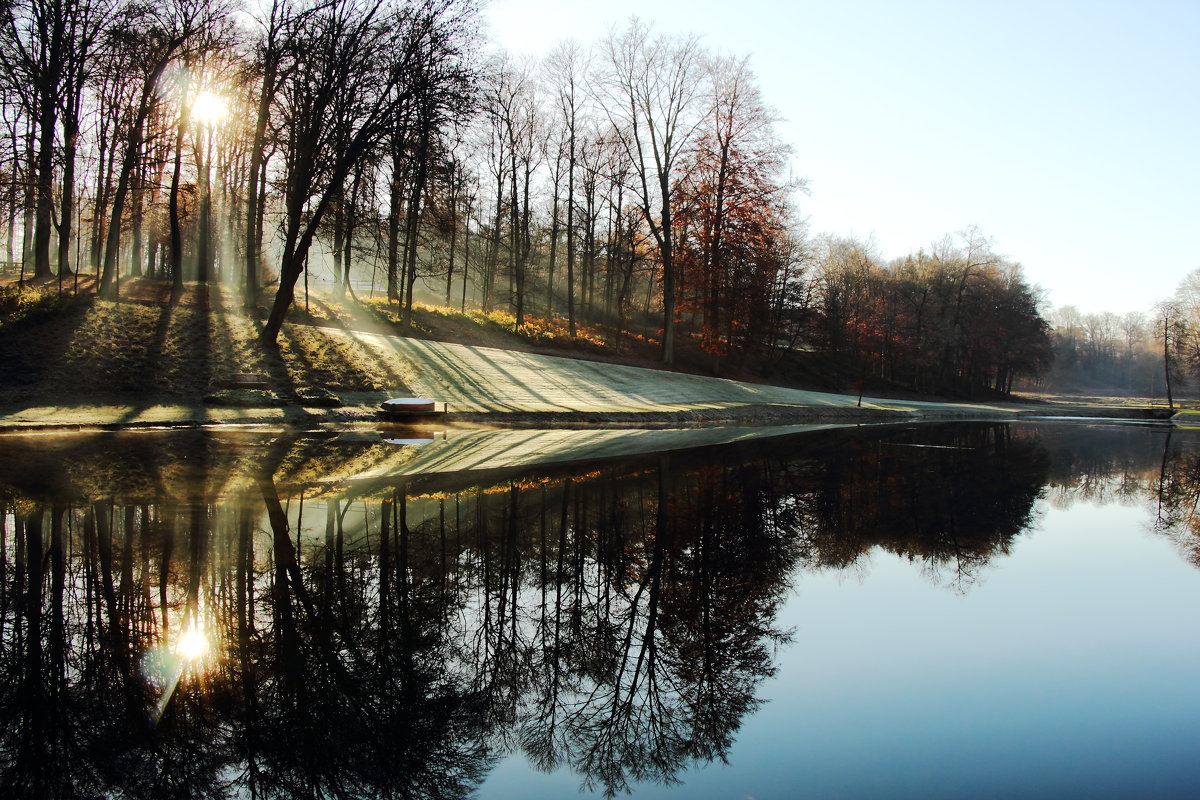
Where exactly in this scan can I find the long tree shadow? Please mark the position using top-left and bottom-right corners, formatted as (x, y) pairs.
(0, 288), (93, 399)
(111, 289), (183, 427)
(247, 315), (301, 403)
(294, 295), (415, 393)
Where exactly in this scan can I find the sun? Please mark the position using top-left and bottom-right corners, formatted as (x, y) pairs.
(191, 90), (229, 126)
(176, 625), (210, 661)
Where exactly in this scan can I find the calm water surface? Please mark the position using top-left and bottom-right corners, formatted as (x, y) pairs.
(1, 421), (1197, 798)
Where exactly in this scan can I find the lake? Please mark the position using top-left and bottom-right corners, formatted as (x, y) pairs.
(1, 420), (1197, 798)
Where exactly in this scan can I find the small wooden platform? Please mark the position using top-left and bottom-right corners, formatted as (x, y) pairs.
(379, 397), (447, 419)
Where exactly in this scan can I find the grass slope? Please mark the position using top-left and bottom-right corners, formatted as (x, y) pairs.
(0, 281), (418, 405)
(0, 278), (1171, 428)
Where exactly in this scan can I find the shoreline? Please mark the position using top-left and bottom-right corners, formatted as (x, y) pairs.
(0, 296), (1179, 435)
(0, 393), (1175, 436)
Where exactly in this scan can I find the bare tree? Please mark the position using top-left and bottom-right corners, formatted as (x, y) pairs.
(677, 54), (797, 368)
(98, 0), (222, 296)
(486, 55), (538, 327)
(1156, 300), (1181, 410)
(241, 0), (307, 308)
(400, 36), (473, 325)
(544, 39), (588, 336)
(0, 0), (116, 281)
(598, 19), (706, 364)
(259, 0), (476, 344)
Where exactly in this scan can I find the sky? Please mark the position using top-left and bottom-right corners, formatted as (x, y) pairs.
(483, 0), (1199, 317)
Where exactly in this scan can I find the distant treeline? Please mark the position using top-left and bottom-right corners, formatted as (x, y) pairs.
(1039, 305), (1165, 396)
(1036, 268), (1200, 401)
(807, 232), (1050, 396)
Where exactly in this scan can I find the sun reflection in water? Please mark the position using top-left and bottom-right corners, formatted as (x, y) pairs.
(144, 620), (214, 723)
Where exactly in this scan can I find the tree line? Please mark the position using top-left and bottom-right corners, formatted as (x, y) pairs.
(1038, 305), (1163, 396)
(0, 0), (1054, 394)
(810, 229), (1051, 396)
(0, 0), (480, 340)
(1036, 269), (1200, 404)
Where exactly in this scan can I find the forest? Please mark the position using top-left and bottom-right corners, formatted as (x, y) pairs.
(0, 0), (1057, 397)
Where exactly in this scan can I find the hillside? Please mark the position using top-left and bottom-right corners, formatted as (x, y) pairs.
(0, 277), (861, 403)
(0, 278), (1173, 430)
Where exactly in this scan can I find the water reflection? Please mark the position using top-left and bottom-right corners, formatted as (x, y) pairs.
(0, 421), (1194, 798)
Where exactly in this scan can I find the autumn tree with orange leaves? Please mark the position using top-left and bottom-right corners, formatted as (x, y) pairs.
(672, 56), (801, 369)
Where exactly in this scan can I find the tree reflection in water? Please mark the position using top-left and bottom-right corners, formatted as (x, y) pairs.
(0, 422), (1194, 798)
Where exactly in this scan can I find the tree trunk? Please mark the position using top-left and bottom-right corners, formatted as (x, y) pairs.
(129, 174), (144, 278)
(661, 237), (676, 364)
(565, 149), (576, 336)
(196, 135), (212, 284)
(1164, 315), (1175, 411)
(401, 124), (429, 326)
(90, 115), (113, 276)
(244, 51), (279, 308)
(32, 96), (57, 280)
(460, 199), (471, 312)
(101, 53), (180, 297)
(332, 195), (344, 294)
(387, 135), (404, 303)
(20, 118), (34, 283)
(483, 170), (504, 313)
(57, 113), (79, 280)
(168, 97), (189, 296)
(445, 190), (457, 304)
(545, 189), (559, 316)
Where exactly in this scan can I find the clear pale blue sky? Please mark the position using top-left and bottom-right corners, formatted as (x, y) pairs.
(484, 0), (1199, 316)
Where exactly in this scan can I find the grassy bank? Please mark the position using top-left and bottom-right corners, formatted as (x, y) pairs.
(0, 277), (832, 407)
(0, 281), (418, 405)
(0, 278), (1178, 431)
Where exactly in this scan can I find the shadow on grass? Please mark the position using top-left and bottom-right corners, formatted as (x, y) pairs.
(0, 288), (94, 394)
(291, 296), (414, 395)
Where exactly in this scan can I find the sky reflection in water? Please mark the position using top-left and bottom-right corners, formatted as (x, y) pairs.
(0, 421), (1197, 799)
(488, 496), (1200, 799)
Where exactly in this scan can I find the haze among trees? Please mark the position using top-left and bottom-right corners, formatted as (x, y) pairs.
(1030, 268), (1200, 403)
(0, 0), (1064, 397)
